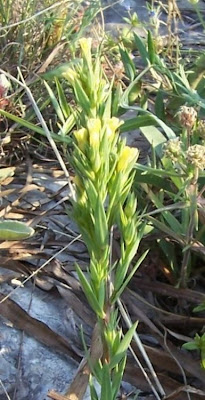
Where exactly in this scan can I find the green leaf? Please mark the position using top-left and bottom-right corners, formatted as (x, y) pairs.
(119, 46), (136, 81)
(100, 364), (112, 400)
(44, 81), (65, 124)
(110, 321), (138, 368)
(41, 60), (81, 80)
(155, 89), (165, 120)
(112, 357), (126, 399)
(147, 30), (155, 64)
(147, 216), (184, 244)
(120, 115), (157, 133)
(74, 79), (91, 115)
(182, 342), (198, 351)
(0, 220), (34, 240)
(75, 263), (105, 318)
(193, 303), (205, 313)
(140, 126), (166, 158)
(58, 113), (76, 136)
(112, 249), (149, 302)
(133, 32), (149, 65)
(0, 109), (71, 144)
(55, 77), (71, 118)
(90, 378), (99, 400)
(146, 189), (184, 234)
(94, 196), (108, 249)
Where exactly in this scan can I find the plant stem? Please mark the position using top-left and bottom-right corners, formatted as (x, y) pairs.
(179, 168), (199, 288)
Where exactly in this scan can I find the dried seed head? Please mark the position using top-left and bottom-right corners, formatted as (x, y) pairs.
(163, 138), (182, 162)
(177, 106), (197, 130)
(186, 144), (205, 170)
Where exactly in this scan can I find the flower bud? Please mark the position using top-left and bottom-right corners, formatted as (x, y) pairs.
(124, 221), (136, 246)
(124, 192), (137, 218)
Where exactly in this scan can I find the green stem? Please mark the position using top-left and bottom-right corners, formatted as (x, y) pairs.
(179, 168), (199, 288)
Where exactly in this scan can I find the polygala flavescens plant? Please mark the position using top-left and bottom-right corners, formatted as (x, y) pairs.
(64, 37), (147, 399)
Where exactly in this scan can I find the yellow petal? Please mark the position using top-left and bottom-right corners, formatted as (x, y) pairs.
(87, 118), (101, 148)
(73, 128), (88, 151)
(117, 146), (139, 172)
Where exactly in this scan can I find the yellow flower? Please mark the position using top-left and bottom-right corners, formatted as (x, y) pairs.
(73, 127), (88, 152)
(105, 117), (124, 141)
(87, 118), (101, 148)
(79, 37), (92, 60)
(117, 146), (139, 172)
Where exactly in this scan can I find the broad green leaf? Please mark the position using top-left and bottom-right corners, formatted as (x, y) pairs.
(120, 115), (157, 133)
(133, 32), (149, 65)
(119, 46), (136, 81)
(0, 220), (34, 240)
(140, 126), (166, 158)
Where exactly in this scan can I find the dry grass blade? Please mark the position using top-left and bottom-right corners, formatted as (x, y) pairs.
(48, 390), (69, 400)
(117, 298), (165, 399)
(0, 68), (75, 199)
(164, 385), (205, 400)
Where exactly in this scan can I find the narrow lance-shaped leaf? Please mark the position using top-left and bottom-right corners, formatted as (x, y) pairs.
(100, 364), (112, 400)
(112, 249), (149, 303)
(94, 196), (108, 250)
(44, 81), (65, 124)
(55, 77), (71, 118)
(110, 321), (138, 368)
(75, 263), (105, 318)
